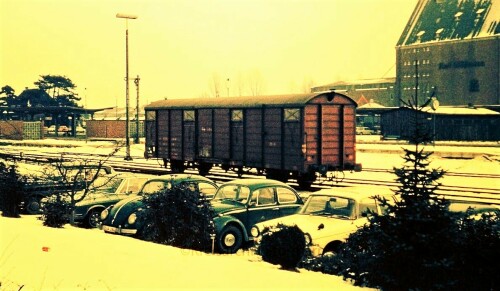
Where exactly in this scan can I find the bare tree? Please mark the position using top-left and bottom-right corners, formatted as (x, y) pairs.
(39, 144), (122, 225)
(302, 77), (316, 93)
(236, 72), (246, 96)
(248, 69), (265, 96)
(209, 73), (222, 98)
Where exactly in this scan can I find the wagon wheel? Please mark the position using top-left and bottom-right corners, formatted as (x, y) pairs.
(266, 169), (288, 183)
(170, 161), (185, 173)
(297, 178), (313, 190)
(297, 172), (316, 190)
(198, 163), (212, 176)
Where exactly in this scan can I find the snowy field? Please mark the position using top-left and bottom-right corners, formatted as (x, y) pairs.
(0, 216), (371, 291)
(0, 137), (498, 290)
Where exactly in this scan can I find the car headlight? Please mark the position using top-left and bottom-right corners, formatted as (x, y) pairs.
(304, 233), (312, 246)
(250, 226), (260, 238)
(128, 213), (137, 225)
(100, 208), (109, 220)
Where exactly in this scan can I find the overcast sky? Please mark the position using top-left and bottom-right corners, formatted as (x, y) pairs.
(1, 0), (418, 108)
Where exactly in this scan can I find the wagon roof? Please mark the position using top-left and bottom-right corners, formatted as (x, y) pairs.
(145, 92), (356, 109)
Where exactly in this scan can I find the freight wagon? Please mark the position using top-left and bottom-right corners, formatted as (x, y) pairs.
(144, 91), (361, 188)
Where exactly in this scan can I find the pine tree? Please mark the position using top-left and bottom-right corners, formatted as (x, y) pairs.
(330, 75), (499, 290)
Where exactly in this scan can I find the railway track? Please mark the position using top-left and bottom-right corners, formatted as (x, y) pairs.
(1, 149), (499, 205)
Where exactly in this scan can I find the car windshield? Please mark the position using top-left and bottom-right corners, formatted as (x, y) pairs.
(140, 180), (172, 195)
(213, 185), (250, 204)
(301, 195), (355, 219)
(89, 176), (123, 194)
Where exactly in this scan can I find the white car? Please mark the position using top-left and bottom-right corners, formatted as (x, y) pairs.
(251, 187), (397, 256)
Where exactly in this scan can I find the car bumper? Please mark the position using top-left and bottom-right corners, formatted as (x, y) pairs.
(101, 224), (137, 235)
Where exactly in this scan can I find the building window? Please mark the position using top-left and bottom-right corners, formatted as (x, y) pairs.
(231, 109), (243, 122)
(184, 110), (195, 121)
(284, 108), (300, 122)
(469, 79), (480, 92)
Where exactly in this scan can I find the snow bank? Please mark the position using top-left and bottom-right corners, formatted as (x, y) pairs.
(0, 216), (370, 291)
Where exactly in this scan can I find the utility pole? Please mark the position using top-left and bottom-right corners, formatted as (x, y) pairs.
(134, 75), (140, 144)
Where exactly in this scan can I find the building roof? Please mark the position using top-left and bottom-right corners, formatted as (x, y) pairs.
(145, 92), (356, 110)
(386, 106), (500, 115)
(423, 106), (500, 115)
(0, 105), (111, 115)
(314, 77), (396, 90)
(398, 0), (499, 46)
(358, 100), (386, 109)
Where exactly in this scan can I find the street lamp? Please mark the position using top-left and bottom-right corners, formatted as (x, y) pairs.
(116, 13), (138, 161)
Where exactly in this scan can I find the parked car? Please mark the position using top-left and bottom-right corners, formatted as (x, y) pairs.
(251, 186), (397, 256)
(356, 126), (374, 135)
(100, 174), (218, 235)
(73, 173), (153, 228)
(211, 178), (304, 253)
(447, 200), (500, 219)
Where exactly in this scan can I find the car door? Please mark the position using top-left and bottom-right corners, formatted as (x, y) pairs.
(276, 186), (302, 216)
(246, 187), (282, 231)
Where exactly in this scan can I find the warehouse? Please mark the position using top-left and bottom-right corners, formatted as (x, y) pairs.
(380, 106), (499, 141)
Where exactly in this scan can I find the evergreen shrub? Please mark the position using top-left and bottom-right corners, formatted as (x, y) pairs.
(258, 224), (306, 270)
(0, 161), (25, 217)
(138, 183), (215, 252)
(41, 195), (71, 228)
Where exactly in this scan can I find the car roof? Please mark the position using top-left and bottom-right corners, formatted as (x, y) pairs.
(447, 200), (499, 213)
(219, 178), (292, 191)
(311, 186), (395, 201)
(148, 174), (215, 184)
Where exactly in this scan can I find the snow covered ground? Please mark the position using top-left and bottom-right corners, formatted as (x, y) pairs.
(0, 215), (371, 291)
(0, 136), (498, 290)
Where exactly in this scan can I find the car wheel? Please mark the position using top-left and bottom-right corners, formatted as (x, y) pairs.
(85, 209), (102, 228)
(217, 225), (243, 254)
(26, 196), (41, 214)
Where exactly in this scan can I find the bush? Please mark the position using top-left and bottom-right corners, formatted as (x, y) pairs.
(257, 224), (306, 270)
(138, 184), (215, 252)
(41, 195), (71, 228)
(0, 161), (25, 217)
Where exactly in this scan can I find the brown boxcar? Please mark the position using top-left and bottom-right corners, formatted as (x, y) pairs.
(144, 92), (361, 188)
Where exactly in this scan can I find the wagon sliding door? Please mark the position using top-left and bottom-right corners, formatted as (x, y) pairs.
(155, 110), (169, 158)
(263, 108), (282, 169)
(230, 109), (244, 162)
(197, 109), (213, 158)
(213, 109), (230, 160)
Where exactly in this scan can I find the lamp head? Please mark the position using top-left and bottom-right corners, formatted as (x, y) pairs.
(116, 13), (138, 19)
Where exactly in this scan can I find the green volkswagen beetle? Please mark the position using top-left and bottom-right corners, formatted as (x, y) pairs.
(100, 174), (218, 236)
(73, 173), (153, 228)
(211, 178), (304, 253)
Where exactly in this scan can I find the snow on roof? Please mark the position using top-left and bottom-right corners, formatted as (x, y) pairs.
(398, 0), (499, 46)
(423, 106), (499, 115)
(358, 100), (386, 109)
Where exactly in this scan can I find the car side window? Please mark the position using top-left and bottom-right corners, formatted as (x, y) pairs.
(256, 187), (276, 206)
(199, 182), (217, 197)
(127, 178), (148, 193)
(359, 198), (378, 216)
(277, 187), (297, 204)
(142, 181), (170, 194)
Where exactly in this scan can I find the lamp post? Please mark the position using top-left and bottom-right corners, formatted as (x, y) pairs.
(134, 75), (140, 144)
(116, 13), (138, 161)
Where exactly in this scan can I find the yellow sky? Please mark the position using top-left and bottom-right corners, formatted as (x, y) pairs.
(1, 0), (418, 108)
